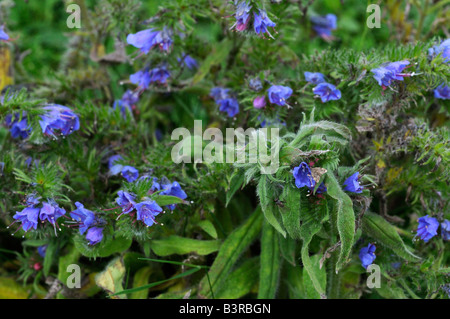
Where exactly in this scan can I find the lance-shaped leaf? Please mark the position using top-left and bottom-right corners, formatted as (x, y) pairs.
(198, 207), (263, 298)
(279, 184), (301, 239)
(303, 254), (327, 299)
(257, 175), (286, 238)
(362, 212), (421, 262)
(151, 236), (220, 256)
(325, 172), (355, 272)
(258, 221), (282, 299)
(215, 257), (259, 299)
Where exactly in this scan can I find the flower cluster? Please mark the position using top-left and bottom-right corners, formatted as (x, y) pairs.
(8, 195), (66, 236)
(108, 155), (139, 183)
(428, 39), (450, 63)
(230, 1), (276, 39)
(370, 60), (411, 89)
(116, 191), (163, 227)
(70, 202), (105, 245)
(359, 243), (376, 268)
(113, 90), (140, 118)
(306, 72), (342, 103)
(149, 177), (188, 211)
(130, 66), (171, 90)
(39, 104), (80, 139)
(310, 14), (337, 40)
(210, 87), (240, 117)
(415, 215), (449, 243)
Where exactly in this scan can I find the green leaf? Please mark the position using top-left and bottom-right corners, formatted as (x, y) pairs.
(130, 267), (153, 299)
(57, 245), (81, 284)
(153, 195), (186, 207)
(362, 212), (421, 262)
(198, 207), (263, 298)
(225, 171), (245, 207)
(257, 175), (286, 238)
(196, 220), (218, 239)
(325, 172), (355, 272)
(303, 254), (327, 299)
(74, 235), (132, 258)
(151, 236), (220, 257)
(258, 221), (282, 299)
(215, 257), (259, 299)
(279, 185), (301, 239)
(192, 39), (233, 84)
(95, 257), (127, 299)
(43, 240), (57, 277)
(279, 233), (297, 266)
(22, 239), (48, 247)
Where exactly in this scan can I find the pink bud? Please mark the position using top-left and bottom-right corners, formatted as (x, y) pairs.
(253, 96), (266, 109)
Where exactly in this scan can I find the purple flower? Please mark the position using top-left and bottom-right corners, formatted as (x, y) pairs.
(415, 215), (439, 243)
(127, 27), (173, 54)
(359, 243), (376, 269)
(304, 72), (326, 85)
(253, 96), (266, 109)
(70, 202), (96, 235)
(113, 90), (139, 118)
(311, 14), (337, 39)
(12, 207), (40, 232)
(249, 78), (263, 91)
(85, 227), (103, 245)
(39, 104), (80, 138)
(441, 220), (450, 241)
(122, 166), (139, 182)
(428, 39), (450, 63)
(108, 155), (124, 176)
(434, 83), (450, 99)
(130, 70), (151, 89)
(313, 82), (341, 103)
(37, 245), (47, 258)
(26, 194), (41, 207)
(178, 53), (198, 70)
(135, 200), (163, 227)
(39, 201), (66, 234)
(148, 66), (170, 84)
(5, 113), (31, 139)
(116, 191), (136, 215)
(268, 85), (293, 106)
(231, 1), (252, 32)
(343, 172), (363, 193)
(160, 180), (187, 210)
(371, 60), (410, 88)
(253, 9), (276, 38)
(210, 87), (230, 101)
(293, 162), (314, 189)
(0, 26), (9, 41)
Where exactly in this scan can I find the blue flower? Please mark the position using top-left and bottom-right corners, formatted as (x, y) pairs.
(210, 87), (239, 117)
(0, 162), (4, 174)
(268, 85), (293, 106)
(359, 243), (376, 269)
(293, 162), (314, 189)
(311, 14), (337, 39)
(37, 245), (47, 258)
(127, 27), (173, 53)
(122, 166), (139, 182)
(39, 105), (80, 138)
(85, 227), (103, 245)
(428, 39), (450, 63)
(231, 1), (252, 32)
(441, 220), (450, 241)
(316, 182), (327, 194)
(130, 69), (151, 89)
(253, 9), (276, 38)
(178, 53), (198, 70)
(108, 155), (124, 175)
(343, 172), (363, 193)
(249, 78), (263, 91)
(5, 113), (31, 139)
(415, 215), (439, 243)
(434, 83), (450, 99)
(218, 98), (240, 117)
(26, 194), (41, 207)
(371, 60), (410, 88)
(12, 207), (40, 232)
(116, 191), (137, 215)
(70, 202), (96, 235)
(304, 72), (326, 85)
(39, 201), (66, 235)
(113, 90), (139, 118)
(148, 66), (170, 84)
(135, 200), (163, 227)
(0, 26), (9, 41)
(313, 82), (341, 103)
(160, 181), (187, 210)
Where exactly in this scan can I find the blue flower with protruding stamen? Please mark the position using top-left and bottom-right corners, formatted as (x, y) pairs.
(253, 9), (276, 38)
(39, 104), (80, 138)
(135, 200), (163, 227)
(268, 85), (292, 106)
(313, 82), (341, 103)
(371, 61), (410, 88)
